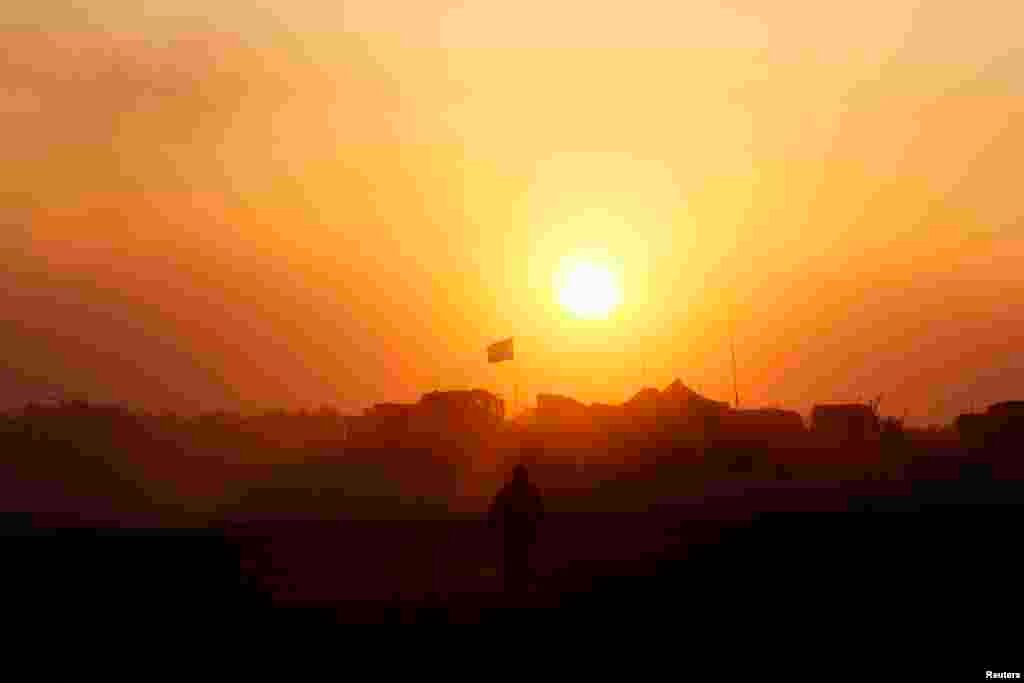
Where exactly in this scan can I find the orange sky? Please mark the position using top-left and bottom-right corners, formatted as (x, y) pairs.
(2, 2), (1022, 424)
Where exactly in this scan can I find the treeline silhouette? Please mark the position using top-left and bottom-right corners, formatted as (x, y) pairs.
(0, 400), (467, 525)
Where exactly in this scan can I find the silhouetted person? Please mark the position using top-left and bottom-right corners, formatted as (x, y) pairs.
(489, 463), (544, 596)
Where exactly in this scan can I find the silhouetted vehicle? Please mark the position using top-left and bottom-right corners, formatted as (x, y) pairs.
(488, 463), (545, 595)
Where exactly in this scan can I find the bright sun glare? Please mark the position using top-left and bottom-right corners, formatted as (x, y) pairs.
(557, 259), (622, 319)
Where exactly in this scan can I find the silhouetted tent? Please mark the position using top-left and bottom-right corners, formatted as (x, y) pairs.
(811, 404), (880, 444)
(649, 380), (731, 443)
(623, 387), (661, 421)
(536, 393), (590, 428)
(587, 402), (622, 427)
(659, 380), (731, 422)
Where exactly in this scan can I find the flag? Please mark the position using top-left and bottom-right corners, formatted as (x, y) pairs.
(487, 337), (514, 363)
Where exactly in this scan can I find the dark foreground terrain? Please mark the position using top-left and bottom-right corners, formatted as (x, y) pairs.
(3, 449), (1020, 659)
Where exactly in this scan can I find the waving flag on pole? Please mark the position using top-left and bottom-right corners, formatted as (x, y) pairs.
(487, 337), (514, 363)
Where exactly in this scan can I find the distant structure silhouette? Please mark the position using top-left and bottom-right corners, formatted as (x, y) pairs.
(811, 403), (880, 446)
(346, 389), (504, 447)
(488, 459), (545, 596)
(536, 393), (589, 428)
(720, 408), (805, 448)
(981, 401), (1024, 457)
(4, 380), (1024, 627)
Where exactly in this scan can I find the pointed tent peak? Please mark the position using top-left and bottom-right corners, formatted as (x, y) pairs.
(661, 379), (732, 414)
(661, 379), (717, 405)
(627, 387), (661, 406)
(624, 387), (661, 419)
(663, 379), (700, 398)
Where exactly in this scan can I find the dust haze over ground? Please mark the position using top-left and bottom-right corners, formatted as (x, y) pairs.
(0, 384), (1020, 669)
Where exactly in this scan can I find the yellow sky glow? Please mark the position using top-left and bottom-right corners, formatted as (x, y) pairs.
(2, 1), (1023, 424)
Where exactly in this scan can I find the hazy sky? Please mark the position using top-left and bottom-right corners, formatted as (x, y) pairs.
(2, 1), (1022, 423)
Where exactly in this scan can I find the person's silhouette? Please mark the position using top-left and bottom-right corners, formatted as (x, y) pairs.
(489, 463), (544, 596)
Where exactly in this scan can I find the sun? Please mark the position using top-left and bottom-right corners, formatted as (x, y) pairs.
(556, 258), (622, 319)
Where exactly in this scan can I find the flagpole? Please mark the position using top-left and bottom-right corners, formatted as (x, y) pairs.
(513, 338), (520, 420)
(729, 299), (740, 410)
(514, 375), (519, 421)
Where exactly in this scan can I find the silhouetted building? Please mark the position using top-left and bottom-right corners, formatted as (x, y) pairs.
(531, 381), (732, 446)
(418, 389), (505, 431)
(346, 402), (418, 444)
(811, 404), (880, 445)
